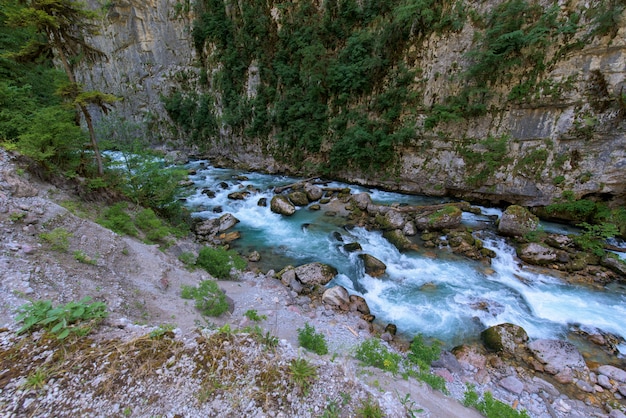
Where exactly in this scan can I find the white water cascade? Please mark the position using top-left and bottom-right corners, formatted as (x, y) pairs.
(183, 162), (626, 356)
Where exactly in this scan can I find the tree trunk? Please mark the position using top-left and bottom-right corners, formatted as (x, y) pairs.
(55, 36), (104, 176)
(80, 104), (104, 175)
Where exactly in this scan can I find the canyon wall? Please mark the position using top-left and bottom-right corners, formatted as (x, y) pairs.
(80, 0), (626, 207)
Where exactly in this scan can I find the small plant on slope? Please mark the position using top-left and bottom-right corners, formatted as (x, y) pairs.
(195, 246), (246, 279)
(180, 280), (229, 317)
(297, 322), (329, 355)
(289, 357), (318, 393)
(464, 384), (530, 418)
(15, 297), (108, 340)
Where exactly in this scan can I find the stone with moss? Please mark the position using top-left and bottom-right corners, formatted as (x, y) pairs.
(415, 205), (462, 230)
(498, 205), (539, 237)
(481, 323), (528, 356)
(359, 253), (386, 277)
(383, 229), (419, 252)
(288, 191), (309, 206)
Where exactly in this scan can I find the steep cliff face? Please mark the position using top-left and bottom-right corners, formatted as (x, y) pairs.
(79, 0), (197, 137)
(80, 0), (626, 207)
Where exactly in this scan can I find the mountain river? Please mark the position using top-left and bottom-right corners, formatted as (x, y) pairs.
(183, 161), (626, 361)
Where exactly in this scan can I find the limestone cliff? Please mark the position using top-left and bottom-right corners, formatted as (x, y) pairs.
(80, 0), (626, 208)
(78, 0), (197, 137)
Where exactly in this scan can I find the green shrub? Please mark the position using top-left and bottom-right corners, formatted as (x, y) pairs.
(574, 222), (618, 257)
(463, 384), (530, 418)
(135, 208), (170, 243)
(39, 227), (72, 252)
(354, 338), (401, 374)
(407, 334), (441, 370)
(244, 309), (267, 322)
(178, 251), (197, 267)
(15, 297), (108, 340)
(180, 280), (229, 317)
(195, 246), (246, 279)
(97, 203), (138, 236)
(297, 323), (329, 355)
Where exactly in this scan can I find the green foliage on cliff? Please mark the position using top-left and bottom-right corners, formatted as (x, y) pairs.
(168, 0), (456, 172)
(457, 135), (511, 186)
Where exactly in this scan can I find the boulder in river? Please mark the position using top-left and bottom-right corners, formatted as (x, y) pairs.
(351, 193), (372, 211)
(288, 191), (309, 206)
(383, 229), (419, 252)
(270, 195), (296, 216)
(193, 213), (240, 242)
(359, 253), (387, 277)
(304, 183), (323, 202)
(498, 205), (539, 237)
(414, 205), (462, 230)
(517, 242), (559, 265)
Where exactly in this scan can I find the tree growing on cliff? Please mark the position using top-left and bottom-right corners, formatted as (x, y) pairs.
(4, 0), (116, 175)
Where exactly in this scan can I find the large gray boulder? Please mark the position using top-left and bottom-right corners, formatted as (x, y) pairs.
(322, 286), (350, 311)
(270, 195), (296, 215)
(601, 256), (626, 278)
(304, 183), (323, 201)
(351, 193), (372, 211)
(597, 365), (626, 383)
(359, 253), (387, 277)
(527, 339), (587, 379)
(193, 213), (240, 241)
(498, 205), (539, 237)
(384, 210), (406, 230)
(517, 242), (558, 265)
(293, 262), (338, 293)
(288, 191), (309, 206)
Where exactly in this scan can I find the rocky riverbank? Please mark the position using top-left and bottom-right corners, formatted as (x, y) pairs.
(1, 148), (625, 417)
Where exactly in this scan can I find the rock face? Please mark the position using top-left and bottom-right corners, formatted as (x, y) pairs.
(81, 0), (626, 208)
(498, 205), (539, 237)
(79, 0), (196, 134)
